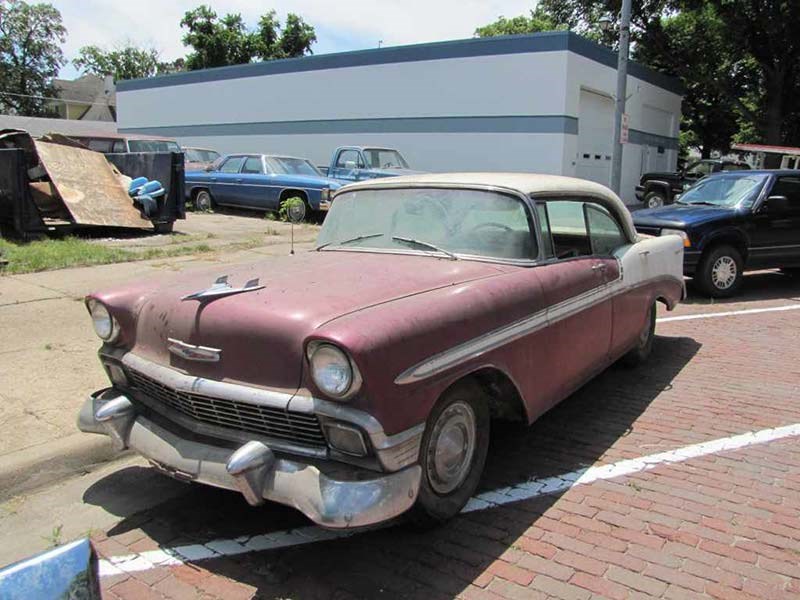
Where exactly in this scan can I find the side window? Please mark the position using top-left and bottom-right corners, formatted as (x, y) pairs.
(87, 139), (113, 153)
(336, 150), (363, 168)
(241, 156), (263, 174)
(544, 200), (591, 259)
(220, 156), (245, 173)
(687, 161), (713, 177)
(112, 140), (126, 153)
(585, 203), (627, 255)
(770, 177), (800, 210)
(535, 203), (554, 258)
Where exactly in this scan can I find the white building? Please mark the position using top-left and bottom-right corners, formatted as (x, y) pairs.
(116, 31), (682, 204)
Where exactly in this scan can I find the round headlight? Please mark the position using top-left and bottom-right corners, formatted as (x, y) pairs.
(88, 300), (117, 341)
(309, 343), (355, 398)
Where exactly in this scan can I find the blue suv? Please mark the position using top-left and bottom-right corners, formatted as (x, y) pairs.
(632, 170), (800, 297)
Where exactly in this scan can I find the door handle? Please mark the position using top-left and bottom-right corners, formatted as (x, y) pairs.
(235, 178), (243, 183)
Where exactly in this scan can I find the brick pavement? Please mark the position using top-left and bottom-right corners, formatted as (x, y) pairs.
(91, 282), (800, 599)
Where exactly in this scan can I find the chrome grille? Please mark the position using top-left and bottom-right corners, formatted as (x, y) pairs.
(127, 369), (327, 447)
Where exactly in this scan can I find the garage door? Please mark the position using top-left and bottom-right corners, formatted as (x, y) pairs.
(576, 89), (614, 186)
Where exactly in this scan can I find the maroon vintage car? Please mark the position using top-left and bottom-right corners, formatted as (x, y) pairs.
(78, 173), (685, 528)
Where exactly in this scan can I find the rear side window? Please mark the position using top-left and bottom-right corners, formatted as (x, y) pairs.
(220, 156), (245, 173)
(771, 176), (800, 209)
(585, 204), (626, 255)
(538, 199), (627, 259)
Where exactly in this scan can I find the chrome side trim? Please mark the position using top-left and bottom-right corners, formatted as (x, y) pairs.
(121, 353), (298, 411)
(394, 278), (621, 385)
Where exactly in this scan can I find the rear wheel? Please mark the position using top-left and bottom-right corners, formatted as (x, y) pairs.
(696, 244), (743, 297)
(621, 303), (656, 367)
(194, 189), (214, 212)
(644, 191), (667, 209)
(410, 381), (490, 526)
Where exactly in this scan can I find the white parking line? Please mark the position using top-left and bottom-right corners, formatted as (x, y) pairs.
(658, 303), (800, 323)
(98, 422), (800, 577)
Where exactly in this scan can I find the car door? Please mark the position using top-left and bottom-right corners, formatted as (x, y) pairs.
(749, 175), (800, 267)
(237, 155), (269, 209)
(534, 199), (614, 405)
(213, 156), (246, 206)
(331, 149), (365, 181)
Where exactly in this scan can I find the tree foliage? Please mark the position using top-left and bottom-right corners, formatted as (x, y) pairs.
(180, 5), (316, 70)
(0, 0), (66, 116)
(476, 0), (800, 154)
(73, 44), (162, 81)
(475, 7), (565, 37)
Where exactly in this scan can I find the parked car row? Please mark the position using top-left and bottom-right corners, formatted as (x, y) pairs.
(183, 146), (418, 216)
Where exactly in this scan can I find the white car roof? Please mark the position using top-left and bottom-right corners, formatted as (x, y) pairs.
(338, 172), (636, 242)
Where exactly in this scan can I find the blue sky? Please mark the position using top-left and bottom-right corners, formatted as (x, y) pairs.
(50, 0), (536, 79)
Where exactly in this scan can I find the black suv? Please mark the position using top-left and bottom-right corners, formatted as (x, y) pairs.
(633, 170), (800, 297)
(635, 159), (750, 209)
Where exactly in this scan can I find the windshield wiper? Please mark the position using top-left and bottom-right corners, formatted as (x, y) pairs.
(391, 236), (458, 260)
(683, 201), (717, 206)
(315, 233), (384, 251)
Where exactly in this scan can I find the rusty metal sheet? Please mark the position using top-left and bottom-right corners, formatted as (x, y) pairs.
(32, 140), (146, 228)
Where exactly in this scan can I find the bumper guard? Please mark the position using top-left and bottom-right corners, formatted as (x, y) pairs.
(78, 390), (421, 529)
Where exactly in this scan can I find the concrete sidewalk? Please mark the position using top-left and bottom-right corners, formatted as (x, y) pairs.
(0, 222), (316, 501)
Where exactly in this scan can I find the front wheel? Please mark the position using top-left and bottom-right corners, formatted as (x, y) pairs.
(411, 381), (490, 526)
(696, 245), (743, 298)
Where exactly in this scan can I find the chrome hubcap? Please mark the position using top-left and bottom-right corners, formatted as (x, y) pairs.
(197, 193), (210, 210)
(647, 196), (664, 208)
(426, 401), (476, 495)
(711, 256), (737, 289)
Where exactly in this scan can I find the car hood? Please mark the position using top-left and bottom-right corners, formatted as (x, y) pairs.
(103, 252), (505, 392)
(633, 204), (739, 228)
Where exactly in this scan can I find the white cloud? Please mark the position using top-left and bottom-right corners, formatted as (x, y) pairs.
(50, 0), (537, 77)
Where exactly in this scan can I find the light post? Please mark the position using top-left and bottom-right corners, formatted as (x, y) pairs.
(599, 0), (632, 196)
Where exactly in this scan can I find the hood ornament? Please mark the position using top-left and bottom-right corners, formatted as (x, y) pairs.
(168, 338), (221, 362)
(181, 275), (264, 302)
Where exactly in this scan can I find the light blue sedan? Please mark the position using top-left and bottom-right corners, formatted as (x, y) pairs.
(186, 154), (344, 214)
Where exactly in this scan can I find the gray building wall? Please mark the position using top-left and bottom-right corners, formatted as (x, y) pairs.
(117, 32), (682, 204)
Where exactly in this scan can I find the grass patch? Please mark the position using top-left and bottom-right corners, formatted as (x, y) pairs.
(0, 237), (218, 275)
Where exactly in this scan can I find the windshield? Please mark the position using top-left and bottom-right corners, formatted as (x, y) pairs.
(185, 148), (220, 163)
(679, 174), (769, 208)
(362, 149), (409, 170)
(128, 140), (181, 153)
(273, 157), (322, 177)
(316, 188), (535, 260)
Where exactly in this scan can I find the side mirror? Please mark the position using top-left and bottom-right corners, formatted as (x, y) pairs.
(204, 165), (214, 172)
(765, 195), (790, 213)
(344, 160), (357, 169)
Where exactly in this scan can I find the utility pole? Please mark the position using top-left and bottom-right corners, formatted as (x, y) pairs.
(610, 0), (632, 196)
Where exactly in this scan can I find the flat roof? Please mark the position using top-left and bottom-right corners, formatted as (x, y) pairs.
(117, 31), (683, 96)
(732, 143), (800, 157)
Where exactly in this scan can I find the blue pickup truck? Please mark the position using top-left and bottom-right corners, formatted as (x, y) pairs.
(633, 170), (800, 297)
(185, 154), (343, 214)
(320, 146), (423, 182)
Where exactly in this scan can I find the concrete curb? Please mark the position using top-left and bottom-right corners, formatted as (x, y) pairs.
(0, 433), (130, 502)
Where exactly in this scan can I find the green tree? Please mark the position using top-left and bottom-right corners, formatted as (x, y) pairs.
(180, 5), (316, 70)
(73, 44), (161, 81)
(0, 0), (66, 116)
(703, 0), (800, 148)
(475, 7), (564, 37)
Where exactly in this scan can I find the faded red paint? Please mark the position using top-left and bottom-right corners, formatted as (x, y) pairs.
(89, 250), (682, 437)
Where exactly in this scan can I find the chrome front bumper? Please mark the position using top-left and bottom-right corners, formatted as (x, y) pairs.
(78, 390), (421, 529)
